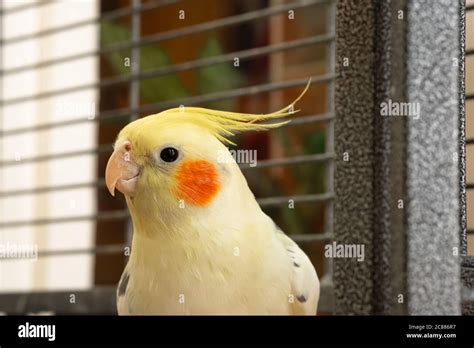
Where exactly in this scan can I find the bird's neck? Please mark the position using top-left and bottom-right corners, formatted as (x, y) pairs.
(128, 163), (264, 266)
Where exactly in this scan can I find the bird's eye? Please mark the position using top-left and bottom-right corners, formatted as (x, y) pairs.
(160, 147), (179, 162)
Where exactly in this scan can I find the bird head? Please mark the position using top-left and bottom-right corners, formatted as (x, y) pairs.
(105, 82), (310, 231)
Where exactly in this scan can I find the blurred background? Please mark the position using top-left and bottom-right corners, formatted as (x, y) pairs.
(0, 0), (335, 314)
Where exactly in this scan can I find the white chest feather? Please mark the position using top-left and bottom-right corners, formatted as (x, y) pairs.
(116, 220), (319, 315)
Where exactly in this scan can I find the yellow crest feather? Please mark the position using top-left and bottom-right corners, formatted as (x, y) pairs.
(159, 79), (311, 146)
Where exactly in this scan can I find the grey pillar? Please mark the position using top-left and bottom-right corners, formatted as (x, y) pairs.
(334, 0), (375, 315)
(459, 0), (473, 317)
(405, 0), (462, 315)
(334, 0), (407, 315)
(334, 0), (463, 315)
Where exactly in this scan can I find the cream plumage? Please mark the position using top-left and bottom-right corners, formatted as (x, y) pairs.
(105, 82), (319, 315)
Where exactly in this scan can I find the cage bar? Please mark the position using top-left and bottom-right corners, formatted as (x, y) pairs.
(0, 0), (336, 315)
(0, 35), (334, 106)
(0, 0), (331, 76)
(0, 0), (178, 46)
(0, 75), (334, 137)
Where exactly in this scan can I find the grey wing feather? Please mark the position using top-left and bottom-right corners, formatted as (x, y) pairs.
(275, 227), (320, 315)
(117, 268), (131, 315)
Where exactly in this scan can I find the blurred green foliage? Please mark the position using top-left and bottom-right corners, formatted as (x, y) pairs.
(101, 20), (187, 103)
(197, 32), (244, 110)
(100, 21), (242, 108)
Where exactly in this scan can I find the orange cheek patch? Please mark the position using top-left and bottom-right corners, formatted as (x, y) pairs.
(175, 160), (220, 207)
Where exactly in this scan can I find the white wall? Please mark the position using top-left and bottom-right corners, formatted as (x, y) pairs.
(0, 0), (99, 291)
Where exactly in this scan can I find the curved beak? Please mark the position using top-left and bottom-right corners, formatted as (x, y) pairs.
(105, 140), (140, 197)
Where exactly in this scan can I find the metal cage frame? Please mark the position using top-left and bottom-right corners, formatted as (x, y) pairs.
(335, 0), (470, 315)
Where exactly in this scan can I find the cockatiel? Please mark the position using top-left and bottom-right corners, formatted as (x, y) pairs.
(105, 82), (319, 315)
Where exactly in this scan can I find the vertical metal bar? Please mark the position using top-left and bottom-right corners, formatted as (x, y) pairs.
(130, 0), (141, 122)
(334, 0), (409, 315)
(372, 0), (394, 315)
(127, 0), (141, 245)
(371, 0), (409, 315)
(334, 0), (376, 315)
(459, 0), (473, 315)
(322, 0), (335, 282)
(459, 0), (467, 258)
(405, 0), (461, 315)
(386, 0), (408, 316)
